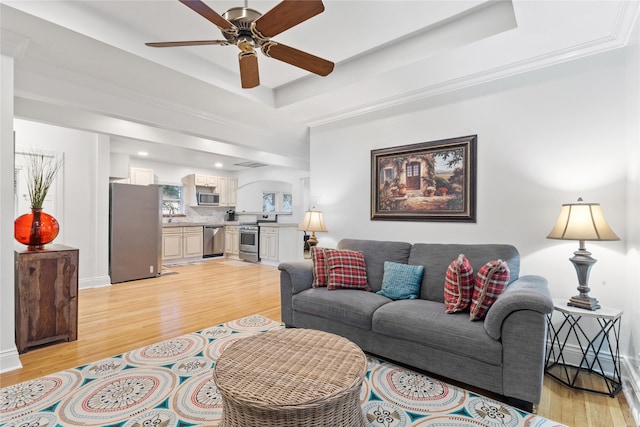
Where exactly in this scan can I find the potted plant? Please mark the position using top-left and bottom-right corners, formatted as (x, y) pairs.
(14, 151), (63, 249)
(425, 186), (436, 197)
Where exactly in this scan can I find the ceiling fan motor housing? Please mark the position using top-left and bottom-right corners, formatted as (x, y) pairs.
(222, 7), (264, 46)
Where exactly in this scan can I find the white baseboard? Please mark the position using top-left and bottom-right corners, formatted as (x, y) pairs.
(79, 275), (112, 290)
(622, 355), (640, 426)
(0, 347), (22, 374)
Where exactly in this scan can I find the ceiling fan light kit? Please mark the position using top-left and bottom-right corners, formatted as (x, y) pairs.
(146, 0), (334, 89)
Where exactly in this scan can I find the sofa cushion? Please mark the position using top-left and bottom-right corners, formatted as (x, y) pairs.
(372, 299), (502, 366)
(444, 254), (474, 313)
(470, 260), (510, 321)
(377, 261), (424, 300)
(408, 244), (520, 302)
(292, 287), (390, 330)
(337, 239), (412, 292)
(311, 247), (328, 287)
(325, 249), (370, 291)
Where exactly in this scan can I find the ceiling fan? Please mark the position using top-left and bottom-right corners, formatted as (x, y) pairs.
(146, 0), (334, 89)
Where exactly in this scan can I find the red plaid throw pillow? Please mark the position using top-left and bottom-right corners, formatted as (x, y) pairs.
(311, 247), (329, 288)
(470, 259), (510, 321)
(444, 254), (474, 313)
(325, 249), (370, 291)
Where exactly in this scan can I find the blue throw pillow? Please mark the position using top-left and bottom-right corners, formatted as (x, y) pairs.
(377, 261), (424, 300)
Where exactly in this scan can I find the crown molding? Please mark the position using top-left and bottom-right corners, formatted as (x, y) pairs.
(307, 1), (639, 129)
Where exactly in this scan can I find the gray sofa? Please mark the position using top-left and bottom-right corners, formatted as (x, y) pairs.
(278, 238), (553, 411)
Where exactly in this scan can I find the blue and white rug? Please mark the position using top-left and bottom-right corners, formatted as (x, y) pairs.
(0, 315), (566, 427)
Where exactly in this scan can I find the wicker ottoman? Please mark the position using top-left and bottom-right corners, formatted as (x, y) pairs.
(213, 328), (367, 427)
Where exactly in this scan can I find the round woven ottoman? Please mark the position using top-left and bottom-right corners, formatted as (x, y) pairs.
(213, 328), (367, 427)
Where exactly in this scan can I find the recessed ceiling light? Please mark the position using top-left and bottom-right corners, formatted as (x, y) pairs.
(215, 162), (223, 168)
(138, 151), (148, 156)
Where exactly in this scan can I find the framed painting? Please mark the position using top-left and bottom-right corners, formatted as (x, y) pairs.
(371, 135), (477, 222)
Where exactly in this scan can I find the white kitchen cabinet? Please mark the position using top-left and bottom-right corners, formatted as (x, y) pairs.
(224, 225), (239, 257)
(183, 226), (204, 258)
(183, 174), (237, 207)
(130, 167), (154, 185)
(162, 226), (203, 261)
(260, 226), (279, 261)
(259, 225), (298, 262)
(218, 176), (238, 207)
(162, 228), (184, 260)
(218, 176), (228, 206)
(227, 177), (238, 206)
(193, 174), (218, 188)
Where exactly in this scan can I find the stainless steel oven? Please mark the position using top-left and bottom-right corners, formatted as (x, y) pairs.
(239, 224), (259, 263)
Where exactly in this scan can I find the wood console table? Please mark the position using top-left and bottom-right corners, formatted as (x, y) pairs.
(15, 244), (79, 353)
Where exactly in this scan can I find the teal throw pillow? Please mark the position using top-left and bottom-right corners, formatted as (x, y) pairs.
(377, 261), (424, 300)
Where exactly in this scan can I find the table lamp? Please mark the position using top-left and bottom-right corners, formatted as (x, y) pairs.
(298, 209), (328, 250)
(546, 198), (619, 310)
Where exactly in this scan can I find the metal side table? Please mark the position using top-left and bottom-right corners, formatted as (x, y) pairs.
(545, 298), (622, 397)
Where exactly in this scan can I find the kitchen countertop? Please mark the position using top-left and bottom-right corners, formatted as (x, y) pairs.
(162, 222), (225, 228)
(162, 221), (298, 228)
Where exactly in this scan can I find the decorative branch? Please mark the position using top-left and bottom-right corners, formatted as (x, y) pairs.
(25, 150), (63, 209)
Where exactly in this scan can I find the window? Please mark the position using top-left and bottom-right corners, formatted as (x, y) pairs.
(381, 167), (395, 184)
(162, 185), (184, 215)
(282, 193), (292, 213)
(262, 191), (292, 212)
(262, 192), (276, 212)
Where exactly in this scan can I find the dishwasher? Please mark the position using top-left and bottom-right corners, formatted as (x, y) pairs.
(203, 225), (225, 257)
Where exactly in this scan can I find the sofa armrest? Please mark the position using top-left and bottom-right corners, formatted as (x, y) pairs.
(278, 261), (314, 294)
(483, 275), (553, 340)
(278, 261), (314, 326)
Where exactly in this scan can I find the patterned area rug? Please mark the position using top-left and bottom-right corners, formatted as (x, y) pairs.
(0, 315), (566, 427)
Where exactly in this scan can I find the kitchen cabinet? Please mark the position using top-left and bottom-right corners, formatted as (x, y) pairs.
(258, 225), (298, 262)
(227, 177), (238, 206)
(183, 174), (237, 207)
(162, 227), (183, 260)
(15, 244), (79, 353)
(218, 176), (228, 206)
(224, 225), (240, 257)
(162, 226), (203, 260)
(130, 167), (154, 185)
(219, 176), (238, 207)
(194, 174), (218, 187)
(260, 226), (279, 261)
(183, 227), (204, 258)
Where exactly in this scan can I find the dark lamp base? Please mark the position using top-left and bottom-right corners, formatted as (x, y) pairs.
(568, 295), (601, 311)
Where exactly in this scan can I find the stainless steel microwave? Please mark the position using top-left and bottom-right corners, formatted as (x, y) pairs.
(197, 192), (220, 206)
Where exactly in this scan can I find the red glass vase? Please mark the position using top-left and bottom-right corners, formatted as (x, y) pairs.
(14, 208), (59, 249)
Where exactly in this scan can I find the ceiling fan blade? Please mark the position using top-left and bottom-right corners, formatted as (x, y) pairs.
(252, 0), (325, 39)
(239, 51), (260, 89)
(178, 0), (235, 31)
(262, 42), (334, 76)
(146, 40), (229, 48)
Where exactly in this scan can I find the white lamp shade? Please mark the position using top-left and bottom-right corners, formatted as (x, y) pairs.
(298, 210), (328, 232)
(547, 201), (619, 241)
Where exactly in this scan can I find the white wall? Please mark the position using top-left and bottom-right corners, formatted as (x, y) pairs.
(1, 54), (21, 372)
(310, 47), (638, 368)
(13, 119), (110, 289)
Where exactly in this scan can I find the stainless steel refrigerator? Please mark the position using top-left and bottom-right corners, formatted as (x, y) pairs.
(109, 183), (162, 283)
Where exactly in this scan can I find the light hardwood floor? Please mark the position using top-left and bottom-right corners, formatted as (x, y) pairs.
(1, 259), (635, 426)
